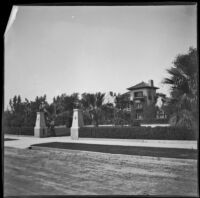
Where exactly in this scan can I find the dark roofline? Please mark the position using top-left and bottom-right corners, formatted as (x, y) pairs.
(127, 86), (159, 91)
(127, 81), (159, 90)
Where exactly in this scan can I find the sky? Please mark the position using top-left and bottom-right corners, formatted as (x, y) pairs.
(4, 5), (197, 109)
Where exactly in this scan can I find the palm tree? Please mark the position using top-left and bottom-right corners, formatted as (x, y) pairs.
(163, 47), (198, 130)
(81, 92), (105, 127)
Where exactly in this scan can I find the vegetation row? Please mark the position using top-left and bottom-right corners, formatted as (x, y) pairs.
(4, 47), (198, 134)
(4, 125), (197, 140)
(79, 126), (197, 140)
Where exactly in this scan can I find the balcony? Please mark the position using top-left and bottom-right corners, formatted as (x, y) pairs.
(135, 106), (143, 110)
(124, 107), (131, 112)
(133, 96), (145, 101)
(134, 103), (143, 110)
(134, 96), (144, 99)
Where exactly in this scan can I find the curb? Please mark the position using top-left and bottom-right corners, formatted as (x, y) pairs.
(62, 140), (197, 150)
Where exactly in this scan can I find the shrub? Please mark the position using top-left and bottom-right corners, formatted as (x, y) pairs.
(79, 126), (197, 140)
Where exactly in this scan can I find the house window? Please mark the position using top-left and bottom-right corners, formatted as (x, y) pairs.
(136, 113), (143, 120)
(135, 103), (143, 109)
(156, 110), (167, 119)
(134, 91), (143, 98)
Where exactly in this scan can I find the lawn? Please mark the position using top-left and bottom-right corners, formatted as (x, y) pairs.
(4, 147), (198, 196)
(31, 142), (198, 159)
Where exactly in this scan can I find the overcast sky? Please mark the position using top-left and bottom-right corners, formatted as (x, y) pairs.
(4, 5), (197, 109)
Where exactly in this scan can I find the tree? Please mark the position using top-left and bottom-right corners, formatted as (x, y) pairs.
(81, 92), (105, 126)
(143, 102), (157, 120)
(3, 109), (13, 127)
(7, 95), (25, 127)
(54, 111), (72, 127)
(142, 93), (159, 121)
(115, 93), (129, 110)
(52, 93), (79, 126)
(163, 47), (198, 130)
(114, 93), (130, 125)
(27, 95), (49, 127)
(101, 103), (115, 125)
(53, 93), (79, 114)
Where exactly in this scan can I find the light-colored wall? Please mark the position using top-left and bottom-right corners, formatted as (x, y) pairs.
(141, 124), (170, 127)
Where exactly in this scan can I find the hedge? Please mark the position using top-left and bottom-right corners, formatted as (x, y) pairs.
(79, 126), (197, 140)
(4, 127), (34, 136)
(140, 119), (169, 124)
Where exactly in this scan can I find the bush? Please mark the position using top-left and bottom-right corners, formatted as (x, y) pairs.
(79, 126), (197, 140)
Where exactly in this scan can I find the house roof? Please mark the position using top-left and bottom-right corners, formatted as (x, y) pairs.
(127, 81), (159, 90)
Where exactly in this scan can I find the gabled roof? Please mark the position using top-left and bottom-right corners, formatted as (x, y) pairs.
(127, 81), (159, 90)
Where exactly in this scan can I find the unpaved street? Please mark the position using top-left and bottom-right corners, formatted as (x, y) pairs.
(4, 147), (198, 196)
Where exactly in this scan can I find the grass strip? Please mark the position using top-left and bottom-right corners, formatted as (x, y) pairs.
(31, 142), (197, 159)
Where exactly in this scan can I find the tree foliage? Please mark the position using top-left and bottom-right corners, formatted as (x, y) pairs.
(163, 47), (198, 130)
(4, 95), (49, 127)
(81, 92), (105, 126)
(115, 93), (129, 110)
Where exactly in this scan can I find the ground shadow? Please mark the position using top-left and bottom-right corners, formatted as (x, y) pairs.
(4, 138), (19, 141)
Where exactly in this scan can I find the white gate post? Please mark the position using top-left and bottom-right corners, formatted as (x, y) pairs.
(34, 112), (48, 137)
(71, 109), (84, 140)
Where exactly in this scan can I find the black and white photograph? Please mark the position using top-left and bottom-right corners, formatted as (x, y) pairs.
(3, 3), (198, 196)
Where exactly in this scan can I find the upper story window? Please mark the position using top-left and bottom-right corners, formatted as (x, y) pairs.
(135, 103), (143, 109)
(134, 91), (143, 98)
(136, 113), (143, 120)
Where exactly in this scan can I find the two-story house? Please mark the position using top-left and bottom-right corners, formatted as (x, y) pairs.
(126, 80), (159, 120)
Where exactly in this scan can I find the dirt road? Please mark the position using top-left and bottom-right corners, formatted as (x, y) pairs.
(4, 147), (198, 196)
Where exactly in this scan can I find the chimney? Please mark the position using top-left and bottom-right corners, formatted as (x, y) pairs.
(148, 80), (154, 87)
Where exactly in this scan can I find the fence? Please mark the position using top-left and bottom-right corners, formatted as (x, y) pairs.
(4, 126), (71, 137)
(54, 126), (70, 136)
(4, 127), (34, 136)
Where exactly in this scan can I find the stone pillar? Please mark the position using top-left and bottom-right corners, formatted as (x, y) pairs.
(71, 109), (84, 140)
(34, 112), (48, 138)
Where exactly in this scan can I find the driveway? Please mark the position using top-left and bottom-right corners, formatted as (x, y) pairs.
(4, 134), (197, 149)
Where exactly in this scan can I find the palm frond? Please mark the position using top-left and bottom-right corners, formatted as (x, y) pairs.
(169, 109), (196, 129)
